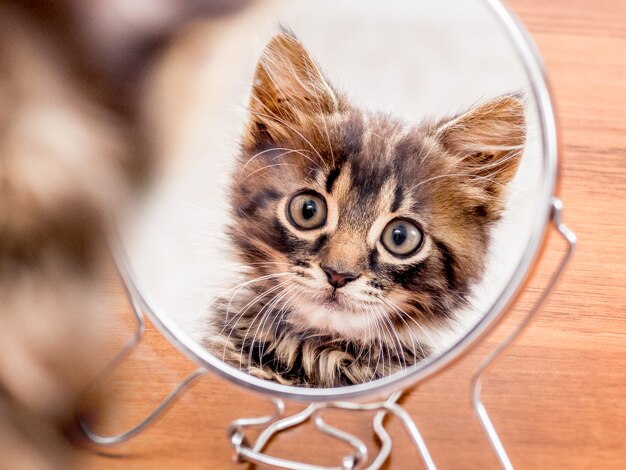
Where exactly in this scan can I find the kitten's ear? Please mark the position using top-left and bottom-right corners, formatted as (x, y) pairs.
(434, 94), (526, 188)
(245, 29), (340, 146)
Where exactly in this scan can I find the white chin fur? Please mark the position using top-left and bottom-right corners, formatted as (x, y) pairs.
(287, 294), (480, 357)
(288, 299), (381, 340)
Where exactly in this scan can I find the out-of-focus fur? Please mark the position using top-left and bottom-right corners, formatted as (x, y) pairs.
(206, 31), (526, 387)
(0, 7), (130, 468)
(0, 1), (253, 468)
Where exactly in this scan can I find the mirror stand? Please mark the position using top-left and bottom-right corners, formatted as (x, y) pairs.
(80, 199), (575, 470)
(227, 390), (435, 470)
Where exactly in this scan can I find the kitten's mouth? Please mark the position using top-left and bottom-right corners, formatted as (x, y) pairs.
(319, 289), (349, 309)
(290, 288), (383, 340)
(322, 293), (339, 305)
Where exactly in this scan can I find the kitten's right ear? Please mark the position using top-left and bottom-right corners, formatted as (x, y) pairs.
(244, 29), (340, 147)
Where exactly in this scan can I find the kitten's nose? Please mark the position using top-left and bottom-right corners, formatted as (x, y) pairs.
(321, 265), (359, 289)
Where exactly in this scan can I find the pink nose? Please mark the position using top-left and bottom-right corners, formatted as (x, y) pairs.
(321, 265), (359, 289)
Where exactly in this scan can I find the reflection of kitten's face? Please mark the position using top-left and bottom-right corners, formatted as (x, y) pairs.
(227, 31), (525, 346)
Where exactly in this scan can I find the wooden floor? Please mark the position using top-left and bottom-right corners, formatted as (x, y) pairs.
(85, 1), (626, 468)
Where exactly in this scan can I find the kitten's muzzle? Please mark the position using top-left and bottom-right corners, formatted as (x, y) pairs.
(321, 265), (359, 289)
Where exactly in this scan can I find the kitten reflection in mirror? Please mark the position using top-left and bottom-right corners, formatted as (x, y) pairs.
(204, 28), (526, 387)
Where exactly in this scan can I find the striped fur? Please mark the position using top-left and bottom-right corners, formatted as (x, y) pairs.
(205, 30), (526, 387)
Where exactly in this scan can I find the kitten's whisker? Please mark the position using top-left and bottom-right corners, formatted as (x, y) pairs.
(229, 102), (324, 170)
(349, 303), (369, 363)
(390, 309), (423, 363)
(247, 108), (328, 168)
(221, 279), (292, 335)
(219, 279), (294, 358)
(378, 316), (392, 377)
(377, 298), (425, 359)
(223, 272), (293, 322)
(441, 287), (471, 309)
(262, 286), (306, 367)
(371, 316), (385, 379)
(366, 314), (374, 372)
(240, 162), (297, 185)
(271, 285), (304, 331)
(276, 290), (305, 340)
(204, 274), (292, 336)
(459, 148), (523, 172)
(380, 297), (434, 357)
(236, 294), (279, 368)
(256, 284), (300, 367)
(240, 147), (312, 173)
(222, 272), (292, 298)
(377, 303), (424, 367)
(380, 318), (393, 376)
(408, 171), (531, 203)
(378, 311), (406, 373)
(241, 282), (295, 367)
(418, 136), (438, 167)
(377, 307), (407, 372)
(246, 261), (292, 268)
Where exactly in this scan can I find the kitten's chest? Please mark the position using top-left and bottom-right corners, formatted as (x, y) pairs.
(211, 294), (422, 387)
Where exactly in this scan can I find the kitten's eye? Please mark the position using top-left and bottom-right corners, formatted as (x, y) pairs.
(287, 191), (327, 230)
(381, 219), (423, 257)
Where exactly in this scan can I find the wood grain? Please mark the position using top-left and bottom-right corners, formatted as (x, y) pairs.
(84, 1), (626, 468)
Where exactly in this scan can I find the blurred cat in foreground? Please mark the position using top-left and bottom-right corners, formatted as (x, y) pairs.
(0, 0), (254, 467)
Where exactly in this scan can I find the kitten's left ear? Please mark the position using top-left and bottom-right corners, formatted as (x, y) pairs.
(433, 94), (527, 188)
(245, 28), (340, 146)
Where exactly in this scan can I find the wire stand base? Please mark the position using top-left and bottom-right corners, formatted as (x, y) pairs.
(228, 391), (435, 470)
(80, 199), (575, 469)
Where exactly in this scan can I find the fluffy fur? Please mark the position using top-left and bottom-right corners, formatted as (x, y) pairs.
(0, 1), (255, 467)
(205, 30), (526, 387)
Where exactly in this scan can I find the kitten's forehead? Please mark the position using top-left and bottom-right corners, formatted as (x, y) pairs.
(335, 110), (410, 164)
(322, 110), (432, 217)
(329, 162), (398, 227)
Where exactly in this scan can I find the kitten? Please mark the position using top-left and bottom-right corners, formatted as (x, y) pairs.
(206, 30), (526, 387)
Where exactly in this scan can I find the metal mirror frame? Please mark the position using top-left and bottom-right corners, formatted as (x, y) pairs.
(113, 0), (558, 402)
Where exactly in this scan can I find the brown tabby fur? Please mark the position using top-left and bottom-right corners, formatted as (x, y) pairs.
(205, 30), (527, 387)
(0, 1), (254, 467)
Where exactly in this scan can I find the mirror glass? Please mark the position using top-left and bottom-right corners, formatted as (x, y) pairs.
(121, 0), (547, 388)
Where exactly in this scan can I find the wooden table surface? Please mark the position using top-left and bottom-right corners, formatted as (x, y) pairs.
(86, 1), (626, 468)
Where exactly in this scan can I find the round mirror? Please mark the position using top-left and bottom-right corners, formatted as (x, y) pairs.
(119, 0), (555, 400)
